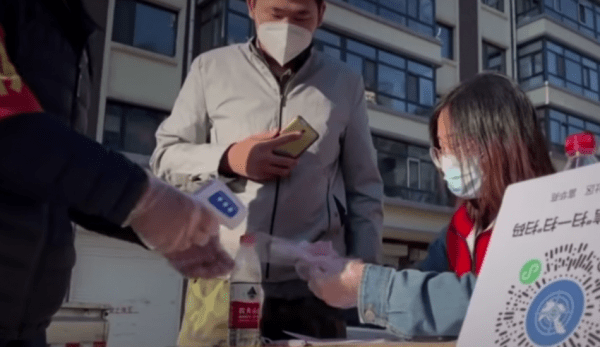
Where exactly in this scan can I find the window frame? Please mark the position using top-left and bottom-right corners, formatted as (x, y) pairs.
(482, 0), (505, 12)
(436, 23), (454, 60)
(482, 41), (507, 74)
(372, 134), (451, 207)
(112, 0), (179, 57)
(543, 107), (600, 157)
(314, 27), (436, 116)
(340, 0), (437, 36)
(103, 99), (169, 156)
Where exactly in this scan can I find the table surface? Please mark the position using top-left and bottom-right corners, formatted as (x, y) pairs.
(266, 341), (457, 347)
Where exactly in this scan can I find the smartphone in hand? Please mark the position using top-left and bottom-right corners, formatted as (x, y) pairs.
(273, 116), (319, 158)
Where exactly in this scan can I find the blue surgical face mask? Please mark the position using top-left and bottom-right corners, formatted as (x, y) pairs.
(439, 155), (482, 199)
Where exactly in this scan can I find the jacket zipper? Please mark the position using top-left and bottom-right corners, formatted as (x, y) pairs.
(265, 73), (294, 279)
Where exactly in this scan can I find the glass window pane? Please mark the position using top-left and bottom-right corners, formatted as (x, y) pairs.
(409, 160), (419, 189)
(346, 54), (364, 76)
(123, 108), (164, 155)
(565, 60), (582, 84)
(582, 57), (597, 69)
(562, 0), (578, 20)
(379, 0), (406, 13)
(228, 0), (248, 13)
(419, 78), (434, 106)
(549, 109), (566, 122)
(113, 0), (136, 45)
(349, 0), (378, 13)
(519, 56), (533, 79)
(420, 162), (436, 192)
(132, 2), (177, 56)
(547, 51), (558, 75)
(378, 65), (406, 98)
(407, 61), (433, 78)
(564, 49), (581, 62)
(586, 122), (600, 134)
(323, 46), (341, 60)
(437, 24), (453, 59)
(569, 116), (585, 127)
(380, 8), (406, 25)
(408, 145), (429, 160)
(549, 75), (565, 87)
(347, 40), (377, 59)
(377, 95), (406, 113)
(419, 0), (433, 24)
(227, 13), (250, 44)
(546, 41), (564, 54)
(314, 29), (341, 46)
(534, 53), (543, 74)
(549, 120), (562, 144)
(518, 41), (543, 57)
(407, 74), (419, 103)
(364, 60), (377, 90)
(590, 70), (599, 91)
(408, 0), (418, 18)
(566, 82), (583, 94)
(379, 51), (406, 69)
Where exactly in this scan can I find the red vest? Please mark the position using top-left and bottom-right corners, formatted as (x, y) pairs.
(446, 204), (492, 277)
(0, 23), (43, 119)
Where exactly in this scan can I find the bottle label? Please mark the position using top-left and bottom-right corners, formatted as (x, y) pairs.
(229, 283), (262, 329)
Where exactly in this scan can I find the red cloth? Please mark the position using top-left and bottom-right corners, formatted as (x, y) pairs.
(446, 204), (492, 277)
(0, 23), (43, 119)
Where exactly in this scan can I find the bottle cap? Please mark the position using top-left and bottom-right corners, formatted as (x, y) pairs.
(565, 132), (596, 156)
(240, 234), (256, 245)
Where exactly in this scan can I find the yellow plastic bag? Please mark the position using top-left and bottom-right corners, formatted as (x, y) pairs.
(178, 278), (230, 347)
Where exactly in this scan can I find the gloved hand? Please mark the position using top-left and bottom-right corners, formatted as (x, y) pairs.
(301, 256), (365, 309)
(165, 236), (235, 278)
(123, 174), (235, 277)
(294, 241), (338, 281)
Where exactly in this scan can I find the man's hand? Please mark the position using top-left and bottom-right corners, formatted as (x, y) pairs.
(221, 129), (303, 182)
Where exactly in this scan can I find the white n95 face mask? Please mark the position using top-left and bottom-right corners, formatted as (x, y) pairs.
(439, 155), (482, 199)
(257, 22), (313, 66)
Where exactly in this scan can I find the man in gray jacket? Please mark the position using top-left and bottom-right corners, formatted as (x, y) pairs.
(151, 0), (383, 340)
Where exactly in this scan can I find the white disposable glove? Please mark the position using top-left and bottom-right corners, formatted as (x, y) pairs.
(124, 174), (234, 278)
(298, 254), (365, 309)
(294, 241), (337, 281)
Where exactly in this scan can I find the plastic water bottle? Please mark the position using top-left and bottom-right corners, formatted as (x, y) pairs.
(563, 132), (599, 171)
(228, 234), (264, 347)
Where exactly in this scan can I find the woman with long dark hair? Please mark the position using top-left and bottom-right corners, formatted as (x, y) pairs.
(297, 72), (556, 337)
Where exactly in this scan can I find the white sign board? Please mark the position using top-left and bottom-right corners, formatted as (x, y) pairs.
(458, 163), (600, 347)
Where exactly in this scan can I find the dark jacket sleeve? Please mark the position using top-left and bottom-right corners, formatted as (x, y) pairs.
(415, 227), (450, 272)
(0, 112), (148, 239)
(69, 209), (147, 247)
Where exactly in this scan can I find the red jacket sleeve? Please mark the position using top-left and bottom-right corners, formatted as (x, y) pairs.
(0, 22), (43, 118)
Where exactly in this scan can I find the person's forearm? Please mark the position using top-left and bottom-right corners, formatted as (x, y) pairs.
(358, 265), (477, 337)
(0, 112), (148, 225)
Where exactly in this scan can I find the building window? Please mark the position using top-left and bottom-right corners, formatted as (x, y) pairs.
(517, 40), (544, 90)
(482, 42), (506, 74)
(103, 101), (168, 156)
(544, 108), (600, 155)
(482, 0), (504, 12)
(112, 0), (178, 56)
(516, 0), (600, 42)
(339, 0), (436, 36)
(436, 23), (454, 60)
(518, 39), (600, 102)
(314, 28), (436, 116)
(372, 134), (452, 206)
